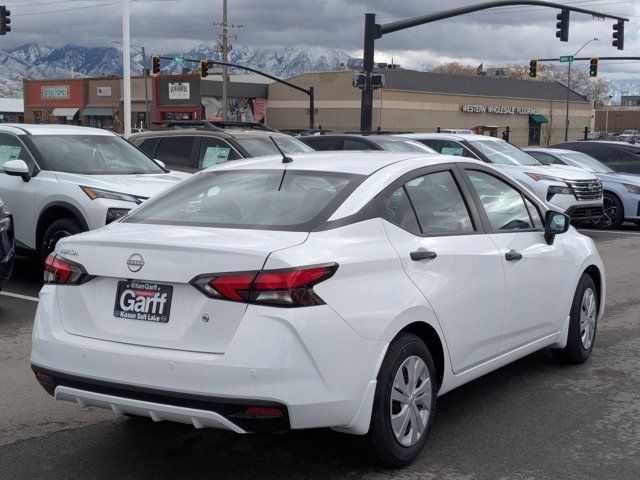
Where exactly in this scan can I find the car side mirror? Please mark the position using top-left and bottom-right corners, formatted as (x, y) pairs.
(544, 210), (570, 245)
(3, 159), (31, 182)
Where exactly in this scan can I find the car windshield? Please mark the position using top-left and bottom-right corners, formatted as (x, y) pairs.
(123, 169), (361, 231)
(234, 136), (314, 157)
(468, 139), (541, 166)
(30, 135), (164, 175)
(559, 152), (614, 173)
(371, 138), (436, 153)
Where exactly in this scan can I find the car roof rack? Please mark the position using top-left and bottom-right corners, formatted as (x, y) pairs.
(210, 121), (278, 132)
(150, 120), (225, 131)
(343, 130), (415, 136)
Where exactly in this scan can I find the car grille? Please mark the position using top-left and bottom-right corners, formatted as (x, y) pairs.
(566, 179), (603, 200)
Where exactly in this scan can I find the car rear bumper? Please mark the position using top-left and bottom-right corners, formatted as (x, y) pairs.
(31, 286), (386, 433)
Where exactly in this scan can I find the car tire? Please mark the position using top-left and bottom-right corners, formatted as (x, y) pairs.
(552, 274), (598, 364)
(42, 218), (83, 259)
(351, 332), (437, 468)
(597, 193), (624, 230)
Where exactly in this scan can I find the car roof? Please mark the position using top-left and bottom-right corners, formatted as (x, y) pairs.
(129, 128), (292, 141)
(398, 132), (501, 142)
(0, 124), (116, 136)
(203, 151), (461, 176)
(523, 147), (579, 155)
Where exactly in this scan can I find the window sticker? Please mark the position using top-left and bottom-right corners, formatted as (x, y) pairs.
(202, 147), (231, 167)
(0, 145), (21, 162)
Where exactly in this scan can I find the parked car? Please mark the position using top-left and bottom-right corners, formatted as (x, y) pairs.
(32, 151), (605, 468)
(0, 197), (14, 291)
(551, 140), (640, 174)
(524, 147), (640, 229)
(399, 133), (603, 223)
(0, 124), (190, 259)
(299, 134), (437, 153)
(128, 121), (314, 172)
(618, 130), (638, 143)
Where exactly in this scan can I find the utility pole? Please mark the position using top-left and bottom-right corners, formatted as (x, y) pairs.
(141, 46), (150, 129)
(222, 0), (229, 121)
(122, 0), (132, 137)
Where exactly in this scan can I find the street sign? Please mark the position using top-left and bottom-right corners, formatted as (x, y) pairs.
(173, 56), (185, 63)
(559, 55), (574, 63)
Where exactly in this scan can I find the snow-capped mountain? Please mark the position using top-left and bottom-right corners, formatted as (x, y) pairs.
(609, 79), (640, 104)
(0, 42), (357, 97)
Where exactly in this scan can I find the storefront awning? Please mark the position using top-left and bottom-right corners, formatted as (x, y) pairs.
(530, 114), (548, 124)
(52, 108), (79, 118)
(81, 107), (113, 117)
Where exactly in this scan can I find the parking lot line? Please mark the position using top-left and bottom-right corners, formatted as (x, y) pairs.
(0, 291), (39, 303)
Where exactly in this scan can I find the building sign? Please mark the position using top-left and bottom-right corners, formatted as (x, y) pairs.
(461, 104), (538, 115)
(168, 82), (190, 100)
(97, 86), (112, 97)
(41, 85), (69, 100)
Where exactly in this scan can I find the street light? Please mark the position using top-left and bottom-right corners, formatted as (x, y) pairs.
(111, 40), (151, 130)
(564, 37), (599, 141)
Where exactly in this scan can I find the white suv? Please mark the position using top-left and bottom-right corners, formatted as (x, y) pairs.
(0, 124), (189, 258)
(399, 133), (604, 222)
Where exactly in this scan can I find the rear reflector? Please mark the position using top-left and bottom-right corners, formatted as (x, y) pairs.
(243, 407), (284, 418)
(191, 264), (338, 307)
(44, 254), (93, 285)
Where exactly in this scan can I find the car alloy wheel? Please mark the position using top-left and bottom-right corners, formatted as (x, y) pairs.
(390, 355), (432, 447)
(597, 193), (623, 230)
(580, 288), (597, 350)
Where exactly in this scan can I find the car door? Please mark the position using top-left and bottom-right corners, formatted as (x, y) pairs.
(198, 137), (242, 169)
(0, 132), (39, 249)
(379, 165), (506, 374)
(462, 167), (572, 353)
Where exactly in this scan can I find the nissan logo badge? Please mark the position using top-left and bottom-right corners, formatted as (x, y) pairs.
(127, 253), (145, 273)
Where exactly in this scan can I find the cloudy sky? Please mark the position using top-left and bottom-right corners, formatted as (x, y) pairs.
(4, 0), (640, 78)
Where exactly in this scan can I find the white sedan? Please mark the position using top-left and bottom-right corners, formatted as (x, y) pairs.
(31, 151), (605, 468)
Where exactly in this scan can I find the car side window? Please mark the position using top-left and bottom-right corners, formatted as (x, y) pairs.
(580, 145), (615, 164)
(343, 139), (375, 150)
(302, 137), (340, 151)
(138, 138), (159, 158)
(616, 149), (640, 173)
(417, 139), (438, 150)
(528, 151), (561, 165)
(467, 170), (535, 231)
(405, 171), (475, 234)
(0, 133), (36, 174)
(199, 137), (241, 168)
(438, 140), (475, 158)
(382, 187), (421, 235)
(155, 136), (196, 168)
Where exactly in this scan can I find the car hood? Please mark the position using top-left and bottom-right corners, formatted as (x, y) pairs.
(596, 171), (640, 185)
(54, 171), (191, 198)
(494, 164), (597, 180)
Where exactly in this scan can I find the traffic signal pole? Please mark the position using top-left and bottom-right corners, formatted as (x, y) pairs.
(157, 56), (316, 130)
(360, 1), (628, 132)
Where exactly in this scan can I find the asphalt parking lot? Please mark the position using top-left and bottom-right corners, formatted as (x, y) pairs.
(1, 228), (639, 480)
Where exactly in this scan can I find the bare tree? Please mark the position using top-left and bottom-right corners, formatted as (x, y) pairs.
(428, 62), (479, 76)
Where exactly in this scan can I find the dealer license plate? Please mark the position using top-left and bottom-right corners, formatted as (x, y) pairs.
(113, 280), (173, 323)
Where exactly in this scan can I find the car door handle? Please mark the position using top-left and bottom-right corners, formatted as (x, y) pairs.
(410, 249), (437, 261)
(505, 250), (523, 262)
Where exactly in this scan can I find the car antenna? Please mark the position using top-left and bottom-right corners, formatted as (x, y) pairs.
(270, 136), (293, 163)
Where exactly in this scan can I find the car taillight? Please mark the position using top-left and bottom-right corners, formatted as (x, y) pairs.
(43, 253), (92, 285)
(191, 264), (337, 307)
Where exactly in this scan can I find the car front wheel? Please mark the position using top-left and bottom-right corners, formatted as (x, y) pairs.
(597, 193), (624, 230)
(352, 332), (437, 468)
(552, 274), (598, 364)
(42, 218), (83, 259)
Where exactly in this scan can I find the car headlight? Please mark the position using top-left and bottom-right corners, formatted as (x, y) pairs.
(106, 208), (131, 224)
(524, 172), (565, 182)
(547, 185), (574, 201)
(80, 186), (143, 204)
(623, 183), (640, 194)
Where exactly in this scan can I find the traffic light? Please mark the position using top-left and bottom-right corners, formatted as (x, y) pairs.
(199, 60), (209, 79)
(612, 20), (625, 50)
(0, 6), (11, 36)
(151, 55), (160, 76)
(556, 8), (569, 42)
(529, 59), (538, 78)
(589, 57), (599, 78)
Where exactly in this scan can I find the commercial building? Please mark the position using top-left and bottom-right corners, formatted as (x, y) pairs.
(0, 98), (23, 123)
(594, 106), (640, 133)
(266, 70), (592, 146)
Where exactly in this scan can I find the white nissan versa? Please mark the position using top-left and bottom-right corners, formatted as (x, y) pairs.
(31, 151), (605, 468)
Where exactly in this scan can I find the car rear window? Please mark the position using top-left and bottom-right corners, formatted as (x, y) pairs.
(234, 136), (313, 157)
(123, 169), (363, 231)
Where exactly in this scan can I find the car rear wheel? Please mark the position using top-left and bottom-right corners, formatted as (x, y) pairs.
(552, 274), (598, 364)
(351, 332), (437, 468)
(42, 218), (83, 259)
(596, 193), (624, 230)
